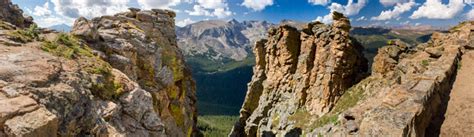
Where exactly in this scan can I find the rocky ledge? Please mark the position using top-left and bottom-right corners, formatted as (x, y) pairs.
(0, 3), (196, 137)
(230, 12), (368, 136)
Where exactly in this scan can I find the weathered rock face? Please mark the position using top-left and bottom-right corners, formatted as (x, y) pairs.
(0, 6), (196, 137)
(0, 0), (33, 28)
(308, 21), (473, 136)
(230, 12), (368, 136)
(71, 8), (197, 137)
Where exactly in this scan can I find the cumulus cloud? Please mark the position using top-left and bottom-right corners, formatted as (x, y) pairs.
(34, 15), (75, 27)
(372, 0), (416, 20)
(185, 0), (233, 18)
(198, 0), (227, 9)
(187, 5), (212, 16)
(308, 0), (330, 6)
(242, 0), (273, 11)
(213, 8), (233, 18)
(51, 0), (130, 18)
(176, 18), (196, 27)
(315, 0), (367, 24)
(25, 2), (74, 27)
(379, 0), (408, 6)
(31, 2), (52, 17)
(410, 0), (465, 19)
(137, 0), (181, 9)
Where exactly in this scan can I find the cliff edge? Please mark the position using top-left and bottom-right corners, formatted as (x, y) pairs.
(230, 12), (368, 136)
(0, 2), (196, 136)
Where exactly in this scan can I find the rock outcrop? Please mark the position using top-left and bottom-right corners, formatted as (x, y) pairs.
(71, 8), (197, 137)
(307, 21), (473, 136)
(0, 5), (196, 137)
(230, 12), (368, 136)
(0, 0), (33, 28)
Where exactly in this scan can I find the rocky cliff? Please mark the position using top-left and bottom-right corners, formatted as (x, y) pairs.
(0, 3), (196, 137)
(230, 12), (368, 136)
(0, 0), (33, 28)
(307, 21), (473, 137)
(231, 10), (473, 136)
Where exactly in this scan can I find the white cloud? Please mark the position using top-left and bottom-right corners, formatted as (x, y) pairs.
(137, 0), (180, 9)
(213, 8), (233, 18)
(379, 0), (407, 6)
(372, 0), (416, 20)
(198, 0), (227, 9)
(308, 0), (330, 6)
(34, 16), (75, 27)
(176, 18), (196, 27)
(315, 0), (367, 24)
(467, 9), (474, 20)
(185, 0), (233, 18)
(356, 16), (367, 21)
(51, 0), (129, 18)
(187, 5), (212, 16)
(410, 0), (465, 19)
(31, 2), (52, 17)
(242, 0), (273, 11)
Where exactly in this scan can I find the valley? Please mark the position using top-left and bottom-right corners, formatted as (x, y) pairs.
(177, 17), (440, 136)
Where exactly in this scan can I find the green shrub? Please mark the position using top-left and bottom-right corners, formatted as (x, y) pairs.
(387, 40), (394, 45)
(41, 33), (94, 59)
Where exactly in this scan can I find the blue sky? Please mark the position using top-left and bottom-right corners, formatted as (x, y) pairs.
(11, 0), (474, 28)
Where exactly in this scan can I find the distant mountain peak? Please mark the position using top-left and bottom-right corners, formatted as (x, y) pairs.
(228, 18), (239, 24)
(48, 24), (72, 32)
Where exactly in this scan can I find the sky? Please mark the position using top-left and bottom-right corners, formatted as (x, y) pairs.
(11, 0), (474, 28)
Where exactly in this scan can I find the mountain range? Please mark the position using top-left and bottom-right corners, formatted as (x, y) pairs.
(48, 24), (71, 32)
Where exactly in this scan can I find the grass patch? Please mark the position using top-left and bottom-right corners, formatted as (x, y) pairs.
(7, 24), (40, 43)
(288, 77), (372, 132)
(89, 63), (124, 100)
(41, 33), (94, 59)
(197, 115), (238, 137)
(0, 21), (15, 30)
(421, 60), (429, 67)
(41, 33), (124, 100)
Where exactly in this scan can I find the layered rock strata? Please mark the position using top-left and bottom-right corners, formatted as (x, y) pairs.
(230, 12), (368, 136)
